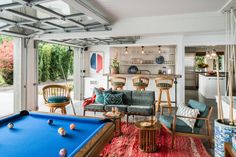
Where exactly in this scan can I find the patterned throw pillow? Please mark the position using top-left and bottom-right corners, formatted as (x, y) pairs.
(103, 93), (123, 105)
(94, 88), (112, 104)
(176, 104), (200, 131)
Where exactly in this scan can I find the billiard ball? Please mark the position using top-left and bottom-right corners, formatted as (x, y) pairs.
(60, 130), (66, 136)
(8, 123), (14, 129)
(59, 148), (67, 157)
(47, 119), (53, 125)
(70, 123), (76, 130)
(58, 127), (64, 134)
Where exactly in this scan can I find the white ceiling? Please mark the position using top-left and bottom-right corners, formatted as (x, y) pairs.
(91, 0), (229, 20)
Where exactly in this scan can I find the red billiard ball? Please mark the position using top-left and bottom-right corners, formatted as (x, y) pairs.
(59, 148), (67, 157)
(48, 119), (53, 125)
(70, 123), (76, 130)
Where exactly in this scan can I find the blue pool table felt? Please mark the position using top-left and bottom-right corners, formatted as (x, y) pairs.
(0, 112), (106, 157)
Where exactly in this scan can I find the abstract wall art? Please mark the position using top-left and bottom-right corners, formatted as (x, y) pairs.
(90, 52), (103, 74)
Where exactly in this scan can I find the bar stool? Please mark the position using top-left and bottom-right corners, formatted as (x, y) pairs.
(132, 76), (149, 91)
(155, 77), (173, 114)
(110, 77), (126, 90)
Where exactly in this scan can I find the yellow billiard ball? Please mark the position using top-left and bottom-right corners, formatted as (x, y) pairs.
(58, 127), (64, 134)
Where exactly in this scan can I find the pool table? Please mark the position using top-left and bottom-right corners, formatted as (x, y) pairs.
(0, 111), (115, 157)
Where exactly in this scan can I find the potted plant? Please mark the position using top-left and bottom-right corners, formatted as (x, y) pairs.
(215, 10), (236, 157)
(197, 62), (209, 72)
(110, 57), (119, 74)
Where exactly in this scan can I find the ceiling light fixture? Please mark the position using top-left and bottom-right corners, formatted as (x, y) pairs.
(205, 48), (217, 59)
(125, 46), (128, 54)
(141, 46), (144, 54)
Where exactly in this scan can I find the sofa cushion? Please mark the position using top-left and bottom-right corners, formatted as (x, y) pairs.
(159, 115), (201, 133)
(94, 88), (112, 104)
(104, 93), (123, 105)
(112, 90), (132, 105)
(132, 91), (155, 106)
(104, 105), (128, 113)
(188, 99), (210, 128)
(127, 105), (153, 115)
(84, 103), (104, 112)
(48, 96), (69, 103)
(176, 104), (199, 130)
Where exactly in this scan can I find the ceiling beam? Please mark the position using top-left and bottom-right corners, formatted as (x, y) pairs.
(1, 30), (28, 38)
(6, 9), (39, 22)
(0, 17), (17, 25)
(0, 24), (12, 30)
(43, 39), (83, 48)
(0, 2), (22, 10)
(62, 0), (110, 25)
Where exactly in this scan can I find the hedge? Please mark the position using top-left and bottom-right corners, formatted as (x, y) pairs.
(38, 42), (74, 83)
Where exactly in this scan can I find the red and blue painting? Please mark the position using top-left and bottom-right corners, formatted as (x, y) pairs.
(90, 52), (103, 74)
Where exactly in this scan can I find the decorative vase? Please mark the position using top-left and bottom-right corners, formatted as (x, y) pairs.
(214, 119), (236, 157)
(111, 68), (119, 74)
(128, 66), (138, 74)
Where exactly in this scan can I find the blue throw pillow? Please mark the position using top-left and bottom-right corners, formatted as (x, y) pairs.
(94, 88), (112, 104)
(104, 93), (123, 105)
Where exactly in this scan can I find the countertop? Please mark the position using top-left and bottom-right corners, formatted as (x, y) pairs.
(103, 73), (182, 78)
(199, 73), (226, 77)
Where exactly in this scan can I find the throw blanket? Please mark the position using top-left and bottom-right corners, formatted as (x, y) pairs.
(82, 87), (105, 108)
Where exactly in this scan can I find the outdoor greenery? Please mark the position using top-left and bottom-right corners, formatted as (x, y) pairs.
(0, 35), (13, 85)
(195, 56), (208, 70)
(38, 42), (74, 83)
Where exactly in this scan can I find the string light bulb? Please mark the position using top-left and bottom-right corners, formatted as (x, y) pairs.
(158, 45), (161, 54)
(125, 46), (128, 54)
(141, 46), (144, 54)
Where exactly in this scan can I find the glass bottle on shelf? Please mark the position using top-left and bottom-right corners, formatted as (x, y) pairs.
(162, 67), (167, 74)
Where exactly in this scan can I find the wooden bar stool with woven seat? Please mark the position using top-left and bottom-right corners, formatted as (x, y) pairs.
(155, 77), (173, 114)
(42, 85), (71, 114)
(132, 76), (149, 91)
(110, 77), (126, 90)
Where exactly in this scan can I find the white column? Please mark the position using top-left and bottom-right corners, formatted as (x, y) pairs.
(26, 39), (38, 111)
(175, 36), (185, 104)
(73, 48), (82, 100)
(13, 38), (26, 112)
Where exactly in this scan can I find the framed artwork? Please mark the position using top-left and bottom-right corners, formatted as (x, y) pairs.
(90, 52), (103, 74)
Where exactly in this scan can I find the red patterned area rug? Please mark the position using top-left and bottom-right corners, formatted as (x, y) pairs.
(101, 123), (211, 157)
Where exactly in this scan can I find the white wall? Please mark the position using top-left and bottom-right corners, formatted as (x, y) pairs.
(83, 33), (230, 103)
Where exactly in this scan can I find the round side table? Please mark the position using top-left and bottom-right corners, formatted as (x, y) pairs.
(103, 112), (124, 137)
(135, 120), (161, 152)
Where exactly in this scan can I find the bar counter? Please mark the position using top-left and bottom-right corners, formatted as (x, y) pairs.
(103, 73), (182, 106)
(103, 73), (182, 78)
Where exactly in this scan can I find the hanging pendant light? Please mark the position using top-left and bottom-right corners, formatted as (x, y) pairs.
(141, 46), (144, 54)
(125, 46), (128, 54)
(158, 45), (161, 53)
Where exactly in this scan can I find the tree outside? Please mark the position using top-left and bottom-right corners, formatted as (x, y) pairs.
(0, 35), (13, 86)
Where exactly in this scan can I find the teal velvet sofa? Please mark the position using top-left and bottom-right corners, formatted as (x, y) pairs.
(83, 90), (155, 122)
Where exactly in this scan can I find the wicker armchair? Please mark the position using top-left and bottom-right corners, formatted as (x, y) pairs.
(42, 85), (70, 114)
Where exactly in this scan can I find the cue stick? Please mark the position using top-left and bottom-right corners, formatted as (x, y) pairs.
(60, 65), (76, 116)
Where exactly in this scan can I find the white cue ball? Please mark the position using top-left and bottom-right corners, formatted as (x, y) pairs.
(8, 123), (14, 129)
